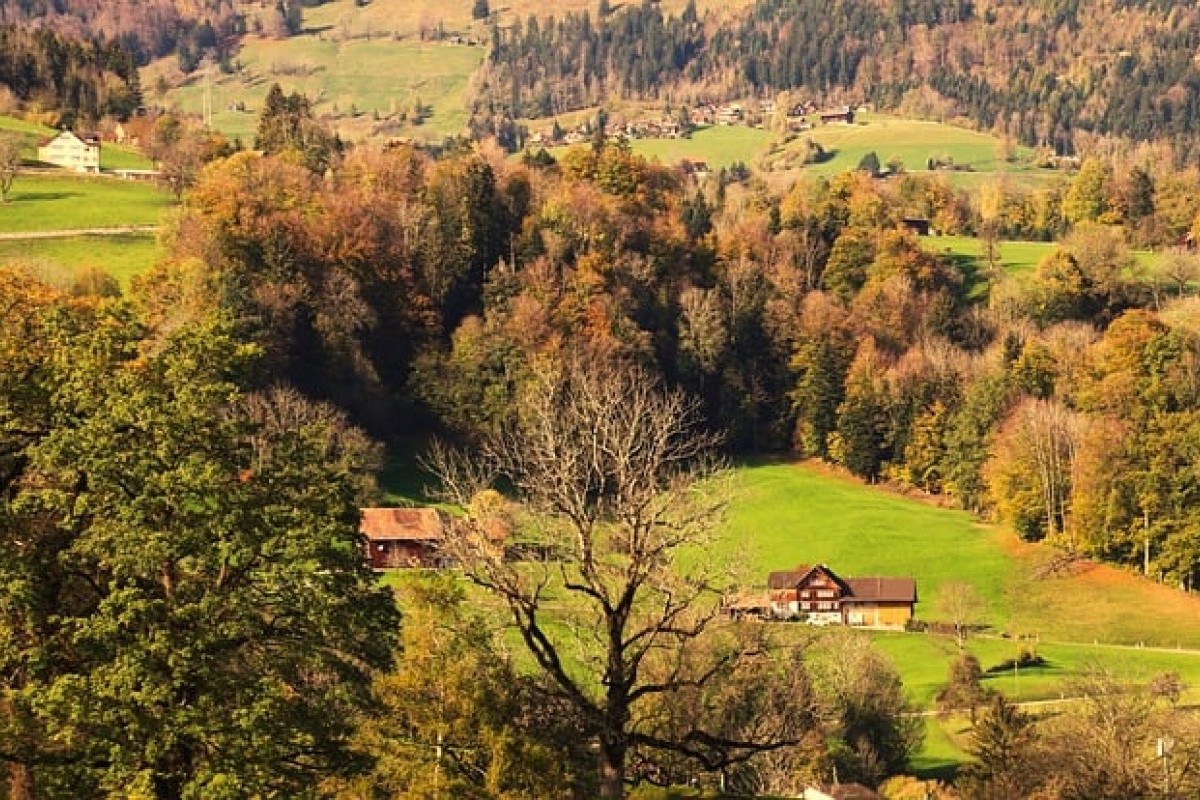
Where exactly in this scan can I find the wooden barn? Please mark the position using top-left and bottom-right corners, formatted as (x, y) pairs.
(360, 507), (450, 569)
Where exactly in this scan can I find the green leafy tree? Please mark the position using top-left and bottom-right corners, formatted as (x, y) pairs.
(834, 339), (892, 481)
(822, 226), (875, 300)
(345, 572), (591, 799)
(856, 150), (881, 177)
(1063, 157), (1115, 226)
(3, 311), (397, 798)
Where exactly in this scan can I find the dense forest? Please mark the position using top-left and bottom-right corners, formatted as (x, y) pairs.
(0, 0), (240, 68)
(123, 93), (1200, 592)
(0, 25), (141, 123)
(475, 0), (1200, 161)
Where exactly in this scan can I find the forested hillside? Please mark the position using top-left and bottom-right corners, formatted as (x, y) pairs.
(475, 0), (1200, 160)
(119, 92), (1200, 593)
(0, 0), (239, 67)
(0, 26), (141, 123)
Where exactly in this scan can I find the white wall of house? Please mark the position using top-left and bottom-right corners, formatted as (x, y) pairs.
(38, 132), (100, 173)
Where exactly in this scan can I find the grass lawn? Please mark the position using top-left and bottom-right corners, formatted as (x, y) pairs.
(0, 173), (173, 233)
(0, 233), (163, 289)
(630, 125), (773, 169)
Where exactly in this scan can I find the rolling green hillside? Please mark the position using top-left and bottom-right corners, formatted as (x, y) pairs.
(147, 3), (485, 144)
(727, 462), (1200, 649)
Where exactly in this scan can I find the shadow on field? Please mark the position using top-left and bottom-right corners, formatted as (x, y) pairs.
(11, 191), (82, 202)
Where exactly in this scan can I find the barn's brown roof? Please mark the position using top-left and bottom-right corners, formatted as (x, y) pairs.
(360, 507), (447, 543)
(843, 577), (917, 604)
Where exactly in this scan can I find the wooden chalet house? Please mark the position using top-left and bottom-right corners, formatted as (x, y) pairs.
(360, 507), (450, 569)
(767, 564), (916, 629)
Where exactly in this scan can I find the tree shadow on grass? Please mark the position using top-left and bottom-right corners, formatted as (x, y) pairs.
(9, 191), (83, 202)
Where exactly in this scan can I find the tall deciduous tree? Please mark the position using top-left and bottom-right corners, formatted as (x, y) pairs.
(429, 353), (797, 799)
(2, 310), (398, 798)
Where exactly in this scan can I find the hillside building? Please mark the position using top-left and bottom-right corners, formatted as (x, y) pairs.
(766, 563), (917, 629)
(37, 130), (101, 173)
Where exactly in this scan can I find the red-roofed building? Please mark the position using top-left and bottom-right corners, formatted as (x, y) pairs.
(767, 564), (916, 629)
(360, 507), (450, 569)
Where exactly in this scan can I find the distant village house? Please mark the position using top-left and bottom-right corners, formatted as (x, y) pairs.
(37, 130), (100, 173)
(767, 564), (917, 629)
(818, 107), (855, 125)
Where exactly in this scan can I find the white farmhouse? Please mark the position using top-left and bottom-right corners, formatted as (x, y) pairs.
(37, 131), (100, 173)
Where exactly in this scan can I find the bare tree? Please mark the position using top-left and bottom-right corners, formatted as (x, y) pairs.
(427, 353), (796, 799)
(0, 135), (22, 203)
(936, 580), (989, 649)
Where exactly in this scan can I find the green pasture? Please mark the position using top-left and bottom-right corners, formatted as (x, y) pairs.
(923, 234), (1056, 280)
(153, 29), (483, 144)
(729, 462), (1200, 649)
(380, 456), (1200, 651)
(0, 233), (162, 289)
(763, 114), (1066, 194)
(724, 462), (1013, 627)
(630, 125), (773, 169)
(0, 173), (172, 233)
(925, 234), (1167, 288)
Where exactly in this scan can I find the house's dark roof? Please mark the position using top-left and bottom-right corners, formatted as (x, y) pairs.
(767, 564), (813, 590)
(767, 565), (916, 604)
(843, 577), (917, 604)
(360, 507), (447, 543)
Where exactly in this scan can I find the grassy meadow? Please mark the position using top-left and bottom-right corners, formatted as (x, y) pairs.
(757, 114), (1069, 196)
(0, 233), (163, 289)
(149, 5), (484, 144)
(300, 0), (751, 41)
(0, 173), (172, 233)
(629, 125), (774, 169)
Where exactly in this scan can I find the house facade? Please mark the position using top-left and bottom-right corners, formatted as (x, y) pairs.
(360, 507), (450, 569)
(767, 564), (916, 629)
(37, 131), (101, 173)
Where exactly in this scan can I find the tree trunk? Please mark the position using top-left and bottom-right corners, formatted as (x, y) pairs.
(598, 735), (627, 800)
(7, 763), (33, 800)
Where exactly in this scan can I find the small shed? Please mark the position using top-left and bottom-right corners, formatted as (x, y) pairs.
(360, 507), (450, 569)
